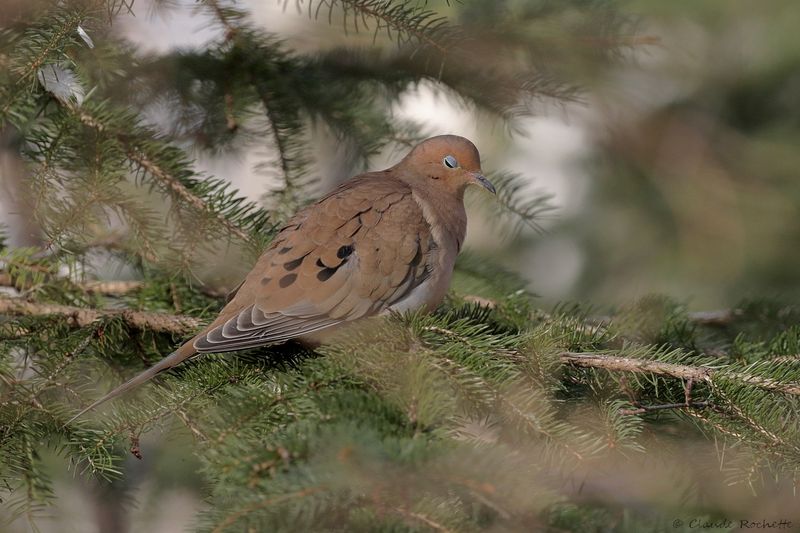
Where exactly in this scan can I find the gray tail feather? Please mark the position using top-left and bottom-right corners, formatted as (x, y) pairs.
(66, 339), (198, 425)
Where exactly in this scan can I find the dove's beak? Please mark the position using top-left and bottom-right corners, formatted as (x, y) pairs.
(471, 172), (496, 194)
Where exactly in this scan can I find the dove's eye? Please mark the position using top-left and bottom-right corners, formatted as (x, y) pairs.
(443, 155), (458, 169)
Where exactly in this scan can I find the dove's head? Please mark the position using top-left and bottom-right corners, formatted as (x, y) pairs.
(396, 135), (496, 197)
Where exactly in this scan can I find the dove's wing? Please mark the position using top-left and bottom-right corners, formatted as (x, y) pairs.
(193, 174), (436, 353)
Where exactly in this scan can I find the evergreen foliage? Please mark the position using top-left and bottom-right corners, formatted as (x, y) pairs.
(1, 0), (798, 531)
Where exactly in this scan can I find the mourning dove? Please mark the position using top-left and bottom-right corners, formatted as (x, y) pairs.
(69, 135), (495, 422)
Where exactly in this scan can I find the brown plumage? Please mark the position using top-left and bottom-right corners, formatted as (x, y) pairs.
(68, 135), (495, 422)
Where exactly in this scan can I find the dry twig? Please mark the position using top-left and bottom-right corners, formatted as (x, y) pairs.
(0, 296), (202, 335)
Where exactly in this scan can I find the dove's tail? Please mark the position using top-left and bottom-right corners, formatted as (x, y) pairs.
(66, 336), (200, 424)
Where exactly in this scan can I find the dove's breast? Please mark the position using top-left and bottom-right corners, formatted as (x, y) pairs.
(385, 189), (466, 313)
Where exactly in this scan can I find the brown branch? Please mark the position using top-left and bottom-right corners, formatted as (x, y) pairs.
(1, 270), (235, 300)
(561, 352), (800, 396)
(174, 407), (209, 441)
(81, 281), (145, 295)
(561, 352), (712, 382)
(707, 365), (798, 397)
(0, 296), (202, 335)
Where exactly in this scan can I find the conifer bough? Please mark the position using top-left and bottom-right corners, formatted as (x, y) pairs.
(3, 295), (797, 397)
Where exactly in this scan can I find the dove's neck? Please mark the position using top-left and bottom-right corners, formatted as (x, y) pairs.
(408, 186), (466, 313)
(411, 187), (467, 253)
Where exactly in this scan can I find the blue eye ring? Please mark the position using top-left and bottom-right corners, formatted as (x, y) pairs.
(443, 155), (458, 168)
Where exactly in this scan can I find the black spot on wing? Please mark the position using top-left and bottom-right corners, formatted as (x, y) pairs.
(283, 255), (305, 271)
(279, 273), (297, 288)
(316, 253), (349, 269)
(317, 267), (337, 282)
(260, 277), (271, 285)
(278, 246), (292, 254)
(337, 245), (353, 259)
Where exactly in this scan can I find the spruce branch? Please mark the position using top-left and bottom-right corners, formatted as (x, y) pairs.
(80, 281), (144, 295)
(391, 506), (456, 533)
(253, 84), (299, 193)
(34, 324), (101, 396)
(561, 352), (714, 382)
(1, 8), (85, 118)
(210, 487), (324, 533)
(71, 106), (254, 242)
(188, 3), (317, 215)
(201, 0), (241, 41)
(561, 352), (800, 396)
(307, 0), (453, 53)
(124, 146), (251, 243)
(716, 387), (800, 453)
(0, 296), (202, 335)
(4, 297), (797, 396)
(0, 273), (143, 296)
(477, 171), (556, 237)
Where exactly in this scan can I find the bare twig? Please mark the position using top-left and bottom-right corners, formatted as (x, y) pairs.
(561, 352), (800, 396)
(562, 352), (714, 381)
(174, 407), (209, 441)
(81, 281), (145, 295)
(0, 272), (144, 295)
(1, 270), (236, 301)
(0, 296), (203, 335)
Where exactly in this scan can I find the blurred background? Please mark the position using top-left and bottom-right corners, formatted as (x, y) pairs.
(3, 0), (800, 530)
(3, 0), (800, 309)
